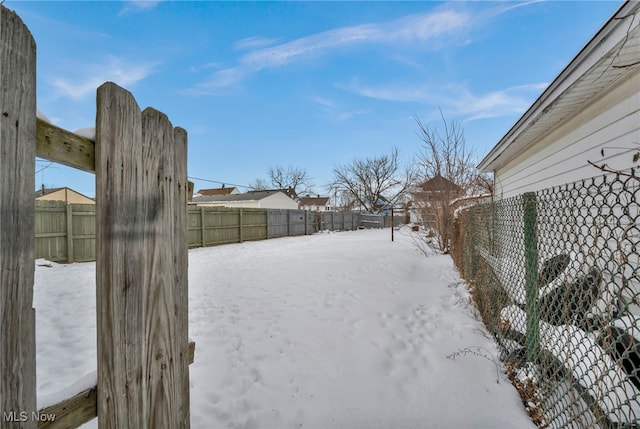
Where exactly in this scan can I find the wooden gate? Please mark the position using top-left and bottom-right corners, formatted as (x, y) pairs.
(0, 6), (192, 428)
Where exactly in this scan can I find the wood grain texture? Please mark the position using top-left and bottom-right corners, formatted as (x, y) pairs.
(95, 82), (144, 429)
(36, 118), (95, 173)
(140, 107), (180, 428)
(173, 127), (190, 427)
(0, 6), (37, 428)
(36, 341), (195, 429)
(37, 387), (97, 429)
(96, 83), (190, 428)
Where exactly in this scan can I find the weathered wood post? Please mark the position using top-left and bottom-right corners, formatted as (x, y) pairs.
(66, 203), (74, 262)
(0, 6), (37, 428)
(96, 82), (190, 428)
(200, 206), (206, 247)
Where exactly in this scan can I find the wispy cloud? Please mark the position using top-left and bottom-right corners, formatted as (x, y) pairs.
(189, 6), (472, 95)
(243, 8), (470, 69)
(233, 36), (280, 51)
(340, 80), (548, 121)
(49, 56), (156, 100)
(119, 1), (161, 16)
(459, 83), (548, 120)
(189, 62), (224, 74)
(309, 94), (369, 122)
(186, 67), (248, 95)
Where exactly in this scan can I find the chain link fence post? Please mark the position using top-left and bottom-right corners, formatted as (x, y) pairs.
(523, 192), (540, 363)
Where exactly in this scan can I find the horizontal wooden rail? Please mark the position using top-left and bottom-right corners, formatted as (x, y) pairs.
(36, 118), (95, 173)
(36, 341), (195, 429)
(35, 118), (194, 199)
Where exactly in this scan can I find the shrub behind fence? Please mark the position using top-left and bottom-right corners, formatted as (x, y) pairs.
(452, 169), (640, 427)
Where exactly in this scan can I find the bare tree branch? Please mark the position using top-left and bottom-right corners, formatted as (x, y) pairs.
(267, 165), (314, 197)
(329, 148), (415, 214)
(412, 112), (490, 253)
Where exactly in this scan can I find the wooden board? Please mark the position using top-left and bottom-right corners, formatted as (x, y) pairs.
(36, 118), (95, 173)
(0, 6), (37, 428)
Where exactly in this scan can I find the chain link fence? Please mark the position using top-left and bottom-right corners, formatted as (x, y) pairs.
(452, 169), (640, 428)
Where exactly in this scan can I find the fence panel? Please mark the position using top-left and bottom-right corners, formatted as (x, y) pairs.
(69, 203), (96, 262)
(241, 208), (269, 241)
(205, 207), (241, 245)
(187, 207), (268, 246)
(318, 211), (331, 231)
(359, 213), (383, 229)
(288, 209), (307, 236)
(35, 201), (68, 262)
(383, 214), (409, 228)
(453, 170), (640, 428)
(34, 202), (98, 263)
(267, 209), (289, 238)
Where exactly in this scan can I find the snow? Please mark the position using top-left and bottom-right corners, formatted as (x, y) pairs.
(73, 127), (96, 140)
(36, 109), (51, 123)
(34, 227), (534, 428)
(501, 305), (640, 423)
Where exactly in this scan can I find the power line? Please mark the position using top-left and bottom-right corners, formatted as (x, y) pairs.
(187, 176), (252, 189)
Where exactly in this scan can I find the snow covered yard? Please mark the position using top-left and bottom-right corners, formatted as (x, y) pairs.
(35, 227), (535, 428)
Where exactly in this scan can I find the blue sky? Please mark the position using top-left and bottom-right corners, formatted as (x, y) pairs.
(13, 0), (622, 198)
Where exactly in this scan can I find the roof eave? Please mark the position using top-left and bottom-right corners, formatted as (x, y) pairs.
(478, 0), (640, 173)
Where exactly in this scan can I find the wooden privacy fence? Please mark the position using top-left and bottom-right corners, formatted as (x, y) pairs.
(1, 6), (191, 429)
(35, 205), (379, 262)
(188, 207), (268, 247)
(35, 201), (96, 262)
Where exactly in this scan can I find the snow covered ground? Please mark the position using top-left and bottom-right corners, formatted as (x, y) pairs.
(34, 227), (535, 428)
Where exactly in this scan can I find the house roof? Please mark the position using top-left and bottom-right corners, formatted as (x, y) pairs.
(191, 189), (289, 203)
(478, 1), (640, 173)
(35, 186), (94, 201)
(419, 175), (462, 193)
(35, 187), (64, 198)
(197, 187), (237, 196)
(299, 196), (330, 206)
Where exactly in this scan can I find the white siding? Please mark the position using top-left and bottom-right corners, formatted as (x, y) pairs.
(259, 192), (299, 209)
(196, 200), (259, 208)
(495, 72), (640, 198)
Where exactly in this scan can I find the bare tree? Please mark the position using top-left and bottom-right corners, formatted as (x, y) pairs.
(415, 112), (488, 193)
(412, 112), (490, 253)
(267, 165), (313, 198)
(329, 148), (415, 214)
(249, 166), (313, 197)
(248, 178), (269, 191)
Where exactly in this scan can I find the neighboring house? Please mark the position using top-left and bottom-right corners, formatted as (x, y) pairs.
(416, 175), (463, 199)
(478, 1), (640, 198)
(191, 189), (299, 210)
(35, 186), (94, 205)
(299, 196), (333, 211)
(195, 186), (240, 197)
(409, 175), (464, 225)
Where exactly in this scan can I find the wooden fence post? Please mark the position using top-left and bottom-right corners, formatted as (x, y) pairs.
(239, 208), (243, 243)
(200, 206), (206, 247)
(0, 6), (37, 428)
(66, 203), (74, 262)
(96, 82), (189, 428)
